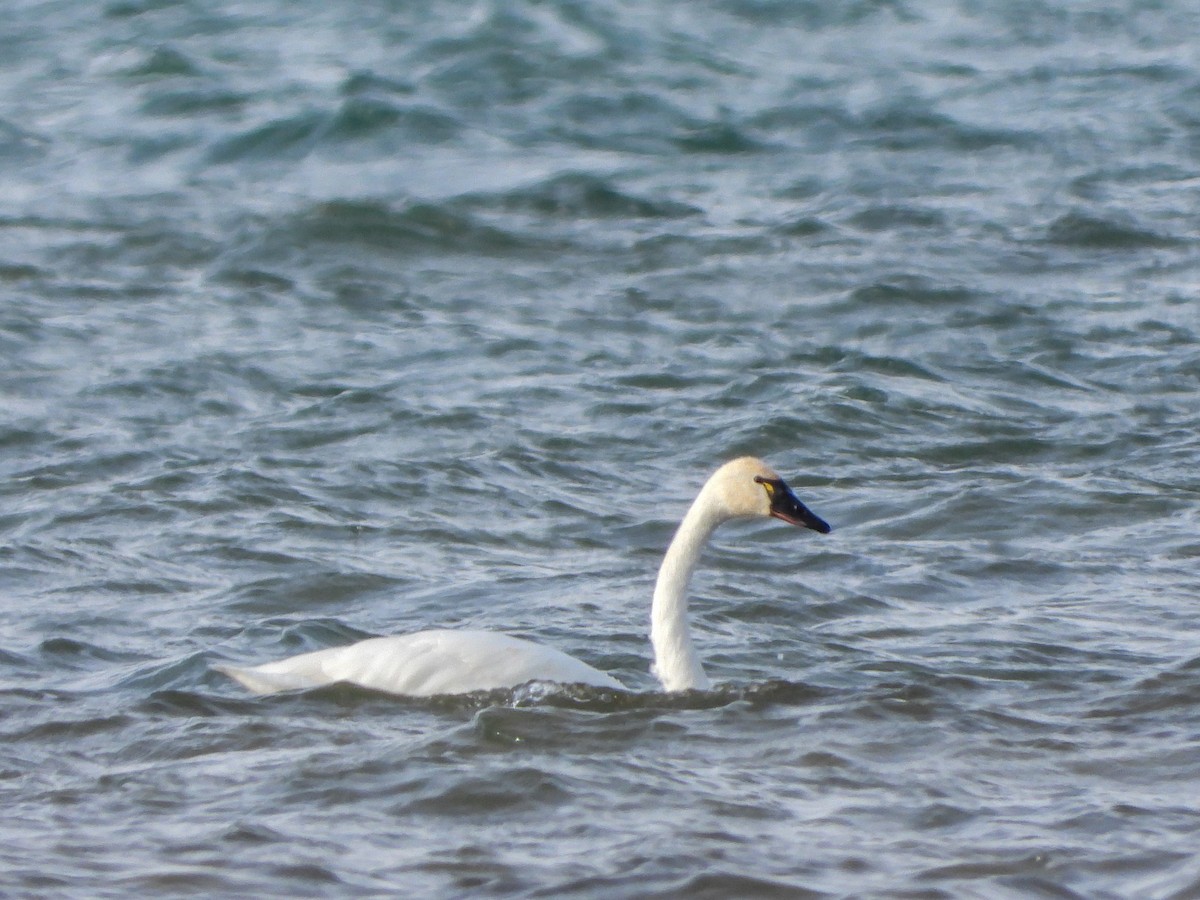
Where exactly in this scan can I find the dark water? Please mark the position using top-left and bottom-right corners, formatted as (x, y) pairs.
(3, 0), (1200, 896)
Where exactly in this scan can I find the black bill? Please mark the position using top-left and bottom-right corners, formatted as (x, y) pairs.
(756, 475), (832, 534)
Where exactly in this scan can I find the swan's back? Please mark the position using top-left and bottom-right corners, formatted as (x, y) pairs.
(215, 629), (624, 696)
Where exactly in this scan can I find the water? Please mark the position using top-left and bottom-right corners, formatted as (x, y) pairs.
(2, 0), (1199, 895)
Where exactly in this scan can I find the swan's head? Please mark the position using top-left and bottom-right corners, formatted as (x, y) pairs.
(710, 457), (831, 533)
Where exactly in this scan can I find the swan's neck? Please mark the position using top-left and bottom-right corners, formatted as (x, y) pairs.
(650, 486), (725, 692)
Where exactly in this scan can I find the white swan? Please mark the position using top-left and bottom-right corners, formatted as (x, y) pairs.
(215, 457), (830, 697)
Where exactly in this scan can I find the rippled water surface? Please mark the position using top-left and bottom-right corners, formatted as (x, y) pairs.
(3, 0), (1200, 896)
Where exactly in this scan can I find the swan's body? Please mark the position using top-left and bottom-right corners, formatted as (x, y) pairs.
(214, 629), (623, 696)
(216, 457), (829, 697)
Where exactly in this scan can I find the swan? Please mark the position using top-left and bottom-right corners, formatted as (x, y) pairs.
(214, 457), (830, 696)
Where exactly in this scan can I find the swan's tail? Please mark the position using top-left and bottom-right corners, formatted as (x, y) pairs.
(213, 663), (294, 695)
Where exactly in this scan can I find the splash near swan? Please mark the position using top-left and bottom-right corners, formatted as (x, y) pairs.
(216, 457), (829, 697)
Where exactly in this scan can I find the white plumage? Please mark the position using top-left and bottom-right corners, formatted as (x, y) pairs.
(215, 629), (622, 695)
(216, 457), (829, 697)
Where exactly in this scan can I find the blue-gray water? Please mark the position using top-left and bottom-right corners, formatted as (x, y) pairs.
(3, 1), (1199, 896)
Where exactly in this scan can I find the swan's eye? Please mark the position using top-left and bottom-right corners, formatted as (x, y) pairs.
(753, 475), (776, 496)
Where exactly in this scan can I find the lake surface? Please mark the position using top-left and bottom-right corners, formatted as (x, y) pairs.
(2, 0), (1199, 896)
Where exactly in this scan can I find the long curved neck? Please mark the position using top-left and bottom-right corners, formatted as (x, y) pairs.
(650, 485), (725, 692)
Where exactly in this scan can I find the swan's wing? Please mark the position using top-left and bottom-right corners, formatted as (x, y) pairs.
(215, 629), (624, 697)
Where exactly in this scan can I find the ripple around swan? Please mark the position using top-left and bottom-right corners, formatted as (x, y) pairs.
(200, 676), (834, 719)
